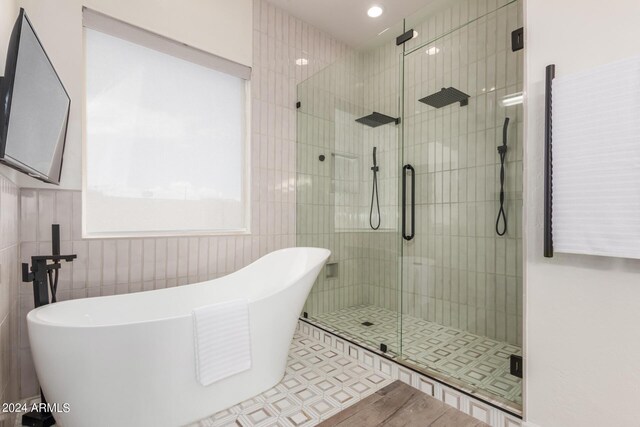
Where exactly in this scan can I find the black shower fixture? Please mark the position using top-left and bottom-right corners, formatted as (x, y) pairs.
(369, 147), (381, 230)
(355, 112), (399, 128)
(419, 87), (470, 108)
(496, 117), (510, 236)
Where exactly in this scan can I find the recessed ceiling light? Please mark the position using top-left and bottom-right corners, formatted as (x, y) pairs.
(295, 58), (309, 66)
(367, 5), (383, 18)
(412, 30), (419, 39)
(425, 46), (440, 55)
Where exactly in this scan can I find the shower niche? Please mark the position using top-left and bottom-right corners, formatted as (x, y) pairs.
(296, 0), (524, 414)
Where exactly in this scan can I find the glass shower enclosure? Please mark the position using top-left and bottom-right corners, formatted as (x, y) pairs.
(297, 0), (523, 413)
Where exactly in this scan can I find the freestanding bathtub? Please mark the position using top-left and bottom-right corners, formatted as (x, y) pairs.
(27, 247), (330, 427)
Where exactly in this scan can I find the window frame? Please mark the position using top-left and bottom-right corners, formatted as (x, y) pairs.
(81, 8), (252, 239)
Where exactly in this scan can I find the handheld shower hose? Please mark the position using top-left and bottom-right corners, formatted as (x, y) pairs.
(370, 147), (381, 230)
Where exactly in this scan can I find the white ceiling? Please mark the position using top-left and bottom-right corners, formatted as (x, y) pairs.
(266, 0), (440, 48)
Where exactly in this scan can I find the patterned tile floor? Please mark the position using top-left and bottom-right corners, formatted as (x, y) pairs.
(189, 332), (393, 426)
(13, 334), (393, 427)
(311, 305), (522, 407)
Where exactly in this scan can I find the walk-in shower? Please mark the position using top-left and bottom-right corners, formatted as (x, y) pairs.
(297, 0), (524, 415)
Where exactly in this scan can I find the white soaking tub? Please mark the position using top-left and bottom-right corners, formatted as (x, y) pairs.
(26, 247), (330, 427)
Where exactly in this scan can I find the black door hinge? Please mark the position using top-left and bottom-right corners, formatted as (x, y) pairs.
(396, 29), (415, 46)
(511, 27), (524, 52)
(296, 101), (301, 109)
(510, 354), (523, 378)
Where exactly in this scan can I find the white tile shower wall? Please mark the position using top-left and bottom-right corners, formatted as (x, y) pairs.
(0, 172), (20, 425)
(297, 52), (372, 316)
(16, 0), (351, 399)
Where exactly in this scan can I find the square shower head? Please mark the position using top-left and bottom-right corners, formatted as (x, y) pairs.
(419, 87), (470, 108)
(355, 112), (399, 128)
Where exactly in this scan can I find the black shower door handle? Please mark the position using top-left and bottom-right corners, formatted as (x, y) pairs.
(402, 164), (415, 241)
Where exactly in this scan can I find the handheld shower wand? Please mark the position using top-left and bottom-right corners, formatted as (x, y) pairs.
(369, 147), (381, 230)
(496, 117), (509, 236)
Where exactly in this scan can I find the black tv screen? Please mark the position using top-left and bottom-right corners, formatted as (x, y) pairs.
(0, 8), (70, 184)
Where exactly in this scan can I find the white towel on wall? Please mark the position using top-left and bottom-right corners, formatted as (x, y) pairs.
(192, 299), (251, 386)
(552, 54), (640, 259)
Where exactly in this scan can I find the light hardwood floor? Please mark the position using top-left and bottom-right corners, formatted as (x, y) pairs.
(318, 381), (490, 427)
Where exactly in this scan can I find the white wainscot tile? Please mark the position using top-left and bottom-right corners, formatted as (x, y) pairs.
(442, 387), (462, 410)
(413, 374), (437, 397)
(376, 357), (396, 378)
(398, 366), (413, 385)
(469, 400), (492, 424)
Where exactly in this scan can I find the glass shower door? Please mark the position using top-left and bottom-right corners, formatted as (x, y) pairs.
(296, 53), (403, 357)
(399, 0), (523, 410)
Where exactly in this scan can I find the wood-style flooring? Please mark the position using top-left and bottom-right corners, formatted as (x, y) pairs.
(318, 381), (490, 427)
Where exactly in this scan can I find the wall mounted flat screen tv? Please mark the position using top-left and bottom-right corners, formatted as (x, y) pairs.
(0, 8), (70, 185)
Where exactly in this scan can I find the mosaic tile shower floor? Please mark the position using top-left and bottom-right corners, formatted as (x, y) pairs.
(311, 305), (522, 407)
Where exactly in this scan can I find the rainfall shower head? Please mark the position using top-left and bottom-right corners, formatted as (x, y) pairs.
(355, 112), (399, 128)
(419, 87), (470, 108)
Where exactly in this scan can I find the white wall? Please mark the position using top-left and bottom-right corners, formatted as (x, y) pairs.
(524, 1), (640, 426)
(11, 0), (252, 189)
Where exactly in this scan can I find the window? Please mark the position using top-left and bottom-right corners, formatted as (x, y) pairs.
(83, 9), (250, 237)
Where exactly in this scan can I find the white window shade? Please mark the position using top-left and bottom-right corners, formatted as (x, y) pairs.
(83, 23), (250, 237)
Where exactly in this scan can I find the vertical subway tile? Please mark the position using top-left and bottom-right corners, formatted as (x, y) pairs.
(87, 240), (102, 287)
(72, 240), (89, 289)
(54, 191), (73, 241)
(37, 191), (55, 242)
(129, 239), (143, 284)
(143, 239), (156, 282)
(102, 240), (116, 286)
(198, 237), (209, 281)
(72, 191), (82, 240)
(155, 239), (167, 280)
(166, 238), (178, 279)
(116, 240), (130, 285)
(188, 237), (199, 278)
(20, 189), (38, 243)
(177, 238), (189, 278)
